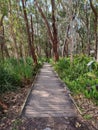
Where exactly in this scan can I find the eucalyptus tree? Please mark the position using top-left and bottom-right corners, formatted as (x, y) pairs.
(76, 0), (98, 59)
(0, 0), (9, 59)
(0, 0), (97, 62)
(89, 0), (98, 61)
(21, 0), (38, 64)
(29, 1), (52, 58)
(35, 0), (59, 61)
(0, 0), (27, 59)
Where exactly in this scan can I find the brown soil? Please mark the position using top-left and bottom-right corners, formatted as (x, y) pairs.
(73, 94), (98, 130)
(0, 84), (31, 130)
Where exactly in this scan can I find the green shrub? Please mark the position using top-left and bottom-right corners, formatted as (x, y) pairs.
(0, 61), (21, 93)
(0, 57), (42, 93)
(53, 55), (98, 104)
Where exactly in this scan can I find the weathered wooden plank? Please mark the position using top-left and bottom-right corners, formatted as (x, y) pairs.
(22, 63), (77, 117)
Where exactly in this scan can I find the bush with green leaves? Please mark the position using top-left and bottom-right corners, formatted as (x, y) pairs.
(0, 61), (21, 93)
(53, 55), (98, 104)
(0, 57), (42, 93)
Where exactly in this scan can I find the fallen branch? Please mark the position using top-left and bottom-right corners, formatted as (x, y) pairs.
(69, 94), (82, 115)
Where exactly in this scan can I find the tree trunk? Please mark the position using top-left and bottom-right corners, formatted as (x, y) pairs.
(95, 17), (98, 61)
(35, 0), (59, 61)
(31, 15), (38, 64)
(45, 42), (49, 59)
(2, 26), (10, 58)
(63, 24), (70, 57)
(10, 27), (19, 58)
(63, 40), (69, 57)
(21, 0), (37, 65)
(4, 45), (10, 58)
(0, 15), (4, 27)
(35, 0), (53, 44)
(89, 0), (98, 60)
(0, 29), (4, 59)
(85, 3), (90, 56)
(51, 0), (59, 61)
(9, 0), (19, 59)
(0, 16), (10, 59)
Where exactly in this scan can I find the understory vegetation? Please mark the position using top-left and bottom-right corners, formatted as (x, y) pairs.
(0, 0), (98, 129)
(53, 55), (98, 105)
(0, 57), (42, 94)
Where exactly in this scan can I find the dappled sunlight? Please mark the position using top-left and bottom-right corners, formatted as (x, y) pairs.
(33, 90), (50, 97)
(23, 63), (76, 117)
(41, 70), (52, 72)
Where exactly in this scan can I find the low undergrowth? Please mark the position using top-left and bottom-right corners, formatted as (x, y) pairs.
(53, 55), (98, 105)
(0, 57), (42, 94)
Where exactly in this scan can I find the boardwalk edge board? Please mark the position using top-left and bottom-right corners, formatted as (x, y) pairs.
(52, 65), (82, 115)
(19, 67), (41, 117)
(20, 63), (81, 117)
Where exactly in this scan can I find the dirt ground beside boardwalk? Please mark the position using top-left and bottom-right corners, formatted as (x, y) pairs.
(0, 85), (98, 130)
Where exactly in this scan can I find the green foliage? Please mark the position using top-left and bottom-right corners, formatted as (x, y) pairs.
(12, 118), (22, 130)
(53, 55), (98, 104)
(83, 114), (92, 120)
(0, 57), (42, 93)
(0, 0), (8, 16)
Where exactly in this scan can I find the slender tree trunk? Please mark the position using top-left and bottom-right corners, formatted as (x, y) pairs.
(9, 0), (19, 59)
(63, 40), (69, 57)
(10, 28), (19, 58)
(44, 42), (49, 59)
(85, 4), (90, 56)
(35, 0), (59, 61)
(21, 0), (37, 65)
(51, 0), (59, 61)
(19, 42), (23, 58)
(4, 45), (10, 58)
(95, 17), (98, 61)
(63, 24), (70, 57)
(31, 15), (37, 64)
(0, 15), (4, 59)
(89, 0), (98, 60)
(0, 15), (4, 27)
(2, 26), (10, 58)
(35, 0), (53, 44)
(49, 41), (52, 58)
(0, 28), (4, 59)
(0, 16), (10, 59)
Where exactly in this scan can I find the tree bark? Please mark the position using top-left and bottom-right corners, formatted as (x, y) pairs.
(51, 0), (59, 61)
(85, 3), (90, 56)
(0, 15), (4, 26)
(35, 0), (59, 61)
(89, 0), (98, 60)
(63, 24), (70, 57)
(9, 0), (19, 59)
(0, 16), (10, 59)
(21, 0), (37, 65)
(0, 27), (4, 59)
(34, 0), (53, 44)
(31, 15), (38, 64)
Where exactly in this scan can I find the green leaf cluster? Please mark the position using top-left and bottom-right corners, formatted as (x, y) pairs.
(53, 55), (98, 104)
(0, 57), (42, 93)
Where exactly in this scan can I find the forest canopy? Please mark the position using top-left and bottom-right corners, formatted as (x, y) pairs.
(0, 0), (98, 62)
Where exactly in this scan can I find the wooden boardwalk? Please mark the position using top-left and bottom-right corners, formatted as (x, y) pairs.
(22, 63), (77, 118)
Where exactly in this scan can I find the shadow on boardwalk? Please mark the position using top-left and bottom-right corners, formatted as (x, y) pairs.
(22, 63), (76, 118)
(16, 116), (92, 130)
(19, 63), (95, 130)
